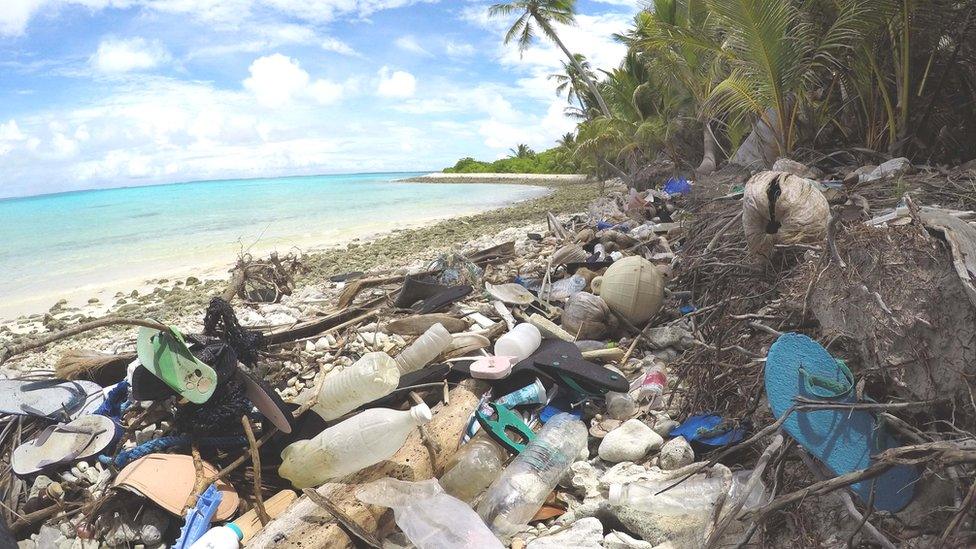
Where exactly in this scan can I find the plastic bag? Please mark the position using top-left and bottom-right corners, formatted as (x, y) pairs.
(742, 171), (829, 257)
(561, 292), (615, 339)
(357, 478), (503, 549)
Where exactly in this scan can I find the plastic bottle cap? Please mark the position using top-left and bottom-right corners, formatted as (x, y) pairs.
(411, 402), (433, 424)
(226, 522), (244, 540)
(608, 483), (622, 505)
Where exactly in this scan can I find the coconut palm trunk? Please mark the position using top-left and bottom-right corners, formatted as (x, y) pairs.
(536, 14), (612, 118)
(697, 120), (718, 173)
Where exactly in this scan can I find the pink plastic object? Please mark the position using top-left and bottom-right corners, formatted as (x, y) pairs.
(638, 366), (667, 401)
(470, 356), (516, 380)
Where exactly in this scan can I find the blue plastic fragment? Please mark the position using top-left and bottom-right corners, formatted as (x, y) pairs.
(669, 413), (748, 447)
(664, 177), (692, 195)
(679, 304), (697, 315)
(172, 483), (223, 549)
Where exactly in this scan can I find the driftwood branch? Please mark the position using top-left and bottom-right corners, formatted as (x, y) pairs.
(0, 318), (168, 364)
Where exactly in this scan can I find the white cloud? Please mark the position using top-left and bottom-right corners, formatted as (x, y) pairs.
(395, 35), (431, 56)
(376, 67), (416, 98)
(321, 37), (358, 56)
(243, 53), (343, 108)
(0, 119), (27, 156)
(91, 37), (171, 73)
(0, 0), (47, 36)
(445, 41), (475, 57)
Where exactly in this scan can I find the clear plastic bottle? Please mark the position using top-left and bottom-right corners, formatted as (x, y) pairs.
(395, 323), (452, 374)
(188, 524), (242, 549)
(312, 352), (400, 421)
(540, 274), (587, 302)
(494, 323), (542, 362)
(357, 478), (503, 549)
(279, 403), (432, 488)
(607, 470), (766, 516)
(477, 413), (587, 539)
(438, 433), (508, 503)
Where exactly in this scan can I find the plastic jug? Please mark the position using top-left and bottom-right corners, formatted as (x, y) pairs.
(357, 478), (503, 549)
(395, 323), (453, 374)
(477, 413), (587, 539)
(188, 525), (242, 549)
(493, 323), (542, 363)
(312, 352), (400, 421)
(279, 403), (432, 488)
(438, 433), (508, 503)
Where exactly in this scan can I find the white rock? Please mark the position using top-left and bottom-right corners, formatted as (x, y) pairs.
(658, 437), (695, 470)
(568, 461), (601, 500)
(314, 337), (330, 351)
(599, 419), (663, 463)
(604, 531), (654, 549)
(305, 341), (315, 353)
(527, 517), (604, 549)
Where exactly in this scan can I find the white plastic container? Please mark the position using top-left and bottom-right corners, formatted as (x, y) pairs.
(312, 352), (400, 421)
(189, 524), (243, 549)
(395, 323), (452, 374)
(477, 413), (587, 539)
(493, 323), (542, 363)
(279, 403), (433, 488)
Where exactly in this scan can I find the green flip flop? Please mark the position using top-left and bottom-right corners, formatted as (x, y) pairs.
(136, 325), (217, 404)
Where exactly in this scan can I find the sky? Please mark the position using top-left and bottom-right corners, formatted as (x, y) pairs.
(0, 0), (641, 199)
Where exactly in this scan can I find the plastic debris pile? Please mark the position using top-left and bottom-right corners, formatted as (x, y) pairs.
(1, 159), (976, 548)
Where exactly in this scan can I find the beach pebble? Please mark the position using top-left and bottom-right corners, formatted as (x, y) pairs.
(568, 461), (601, 500)
(658, 436), (695, 470)
(527, 517), (603, 549)
(314, 337), (330, 351)
(643, 326), (695, 350)
(138, 509), (168, 546)
(599, 419), (662, 463)
(305, 341), (315, 353)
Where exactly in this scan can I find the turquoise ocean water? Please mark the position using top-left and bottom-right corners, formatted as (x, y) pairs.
(0, 172), (548, 318)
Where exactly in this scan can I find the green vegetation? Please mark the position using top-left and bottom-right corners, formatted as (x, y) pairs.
(443, 146), (576, 174)
(474, 0), (976, 181)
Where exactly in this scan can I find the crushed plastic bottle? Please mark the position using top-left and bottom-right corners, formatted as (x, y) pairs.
(477, 413), (587, 539)
(636, 364), (667, 402)
(607, 470), (767, 516)
(312, 351), (400, 421)
(357, 478), (503, 549)
(395, 323), (452, 374)
(438, 433), (508, 503)
(539, 274), (586, 302)
(279, 403), (432, 488)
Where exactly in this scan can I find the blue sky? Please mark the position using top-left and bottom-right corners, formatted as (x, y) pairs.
(0, 0), (640, 198)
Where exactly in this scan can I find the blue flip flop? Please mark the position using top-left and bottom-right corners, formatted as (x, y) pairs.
(765, 333), (918, 512)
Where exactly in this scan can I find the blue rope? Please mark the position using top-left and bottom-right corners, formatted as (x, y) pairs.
(100, 435), (248, 468)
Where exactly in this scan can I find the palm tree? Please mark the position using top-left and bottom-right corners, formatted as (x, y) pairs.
(556, 132), (576, 148)
(509, 144), (536, 158)
(549, 54), (598, 118)
(489, 0), (612, 117)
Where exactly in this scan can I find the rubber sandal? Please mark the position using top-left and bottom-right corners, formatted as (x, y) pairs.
(0, 378), (105, 420)
(395, 276), (473, 313)
(11, 414), (117, 475)
(765, 333), (919, 512)
(113, 453), (239, 520)
(136, 326), (217, 404)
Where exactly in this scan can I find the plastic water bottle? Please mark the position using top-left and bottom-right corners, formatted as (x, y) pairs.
(312, 352), (400, 421)
(637, 364), (667, 402)
(279, 403), (432, 488)
(607, 470), (766, 516)
(438, 434), (508, 503)
(357, 478), (503, 549)
(395, 323), (452, 374)
(494, 323), (542, 363)
(477, 413), (587, 539)
(540, 274), (587, 301)
(188, 524), (242, 549)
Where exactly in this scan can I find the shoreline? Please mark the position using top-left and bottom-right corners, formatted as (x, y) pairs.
(0, 179), (597, 347)
(400, 172), (589, 186)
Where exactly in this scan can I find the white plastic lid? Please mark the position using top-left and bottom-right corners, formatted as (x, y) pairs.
(410, 402), (433, 424)
(608, 483), (623, 505)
